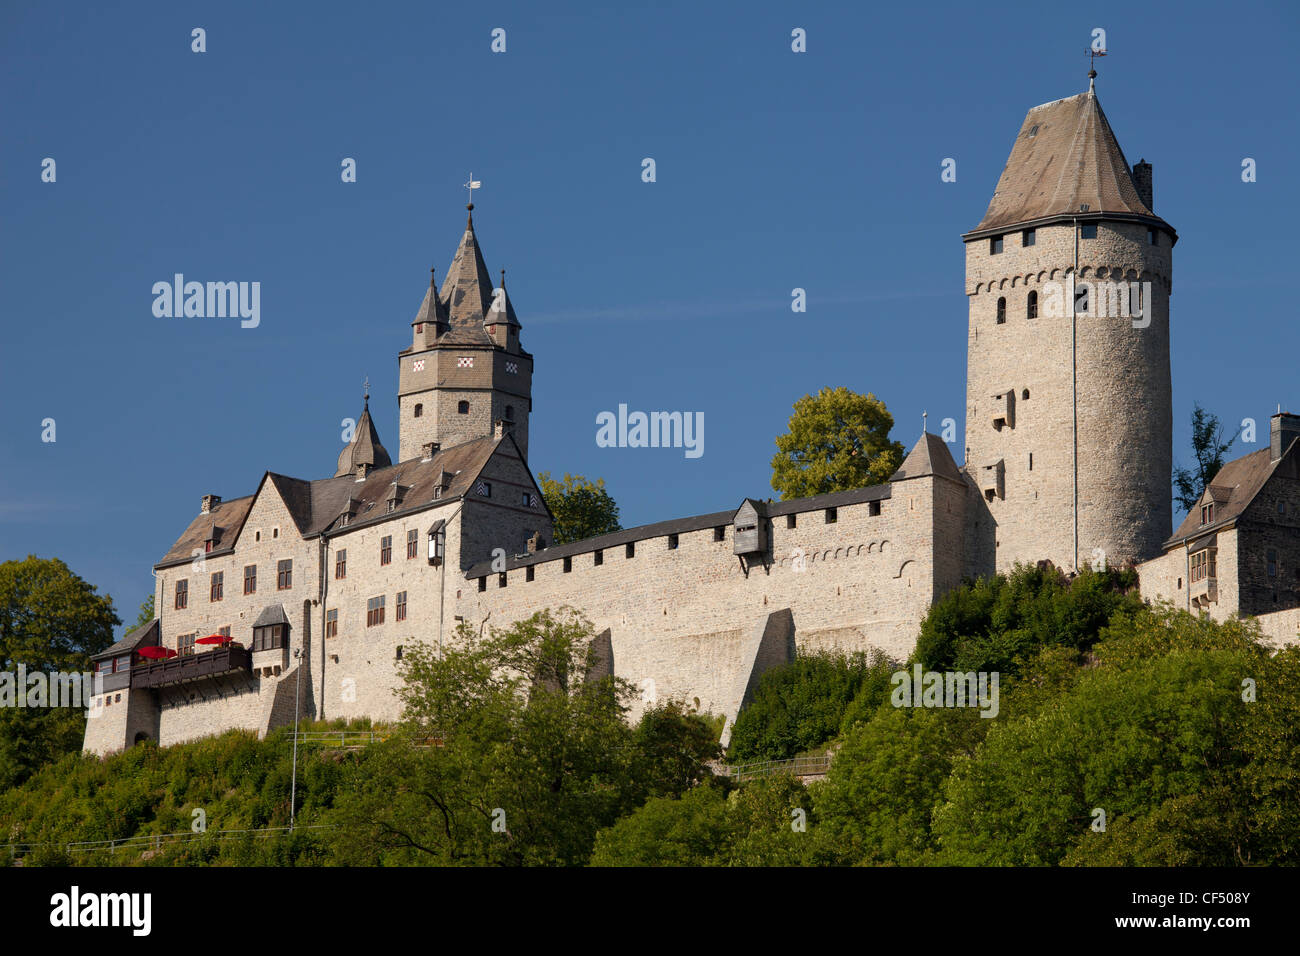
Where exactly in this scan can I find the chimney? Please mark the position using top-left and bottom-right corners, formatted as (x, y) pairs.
(526, 531), (546, 554)
(1132, 159), (1153, 211)
(421, 441), (439, 461)
(493, 419), (510, 440)
(354, 462), (370, 482)
(1271, 411), (1300, 462)
(201, 494), (221, 514)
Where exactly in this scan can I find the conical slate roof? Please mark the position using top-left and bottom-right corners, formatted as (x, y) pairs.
(411, 267), (450, 329)
(891, 433), (963, 483)
(439, 208), (497, 328)
(968, 90), (1171, 236)
(335, 400), (392, 477)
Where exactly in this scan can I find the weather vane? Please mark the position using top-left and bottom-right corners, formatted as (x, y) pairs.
(1086, 46), (1107, 90)
(464, 174), (481, 208)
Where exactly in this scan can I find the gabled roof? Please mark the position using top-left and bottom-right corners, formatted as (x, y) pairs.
(153, 495), (254, 568)
(155, 436), (506, 568)
(891, 432), (964, 483)
(334, 401), (392, 478)
(966, 90), (1173, 238)
(1163, 442), (1298, 549)
(93, 618), (159, 662)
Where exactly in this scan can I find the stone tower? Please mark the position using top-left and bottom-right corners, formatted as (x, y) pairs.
(963, 77), (1176, 574)
(397, 205), (533, 462)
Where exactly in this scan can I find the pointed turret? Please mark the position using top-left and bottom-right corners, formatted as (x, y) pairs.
(411, 265), (450, 350)
(485, 268), (522, 348)
(335, 387), (392, 479)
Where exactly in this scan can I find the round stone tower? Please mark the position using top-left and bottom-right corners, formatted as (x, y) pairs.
(962, 80), (1175, 574)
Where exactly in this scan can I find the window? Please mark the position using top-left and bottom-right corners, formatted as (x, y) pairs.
(498, 573), (507, 589)
(277, 559), (292, 590)
(396, 591), (407, 621)
(626, 542), (635, 559)
(415, 323), (423, 334)
(458, 400), (470, 414)
(1148, 228), (1157, 246)
(477, 481), (492, 498)
(396, 645), (403, 660)
(366, 596), (386, 627)
(990, 236), (1004, 255)
(478, 576), (486, 592)
(996, 297), (1006, 324)
(407, 528), (419, 559)
(205, 539), (214, 553)
(522, 491), (531, 506)
(505, 405), (515, 421)
(175, 580), (188, 610)
(825, 507), (838, 524)
(1268, 550), (1278, 578)
(210, 571), (224, 602)
(244, 564), (256, 595)
(1201, 503), (1214, 525)
(1028, 124), (1039, 137)
(380, 536), (392, 566)
(252, 624), (286, 651)
(563, 556), (572, 573)
(336, 549), (346, 579)
(1022, 228), (1036, 247)
(668, 534), (679, 550)
(273, 527), (279, 539)
(1190, 549), (1217, 584)
(414, 403), (423, 418)
(255, 530), (261, 542)
(1080, 223), (1097, 239)
(869, 500), (882, 517)
(386, 500), (397, 515)
(713, 526), (726, 542)
(1278, 501), (1286, 515)
(1029, 453), (1034, 471)
(1022, 389), (1030, 400)
(1027, 290), (1038, 319)
(786, 514), (797, 529)
(526, 566), (535, 582)
(594, 549), (604, 566)
(178, 633), (195, 657)
(325, 609), (338, 638)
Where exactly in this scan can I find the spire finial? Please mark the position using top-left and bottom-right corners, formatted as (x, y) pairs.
(463, 174), (481, 220)
(500, 268), (506, 288)
(363, 375), (370, 410)
(1086, 46), (1106, 93)
(922, 409), (928, 435)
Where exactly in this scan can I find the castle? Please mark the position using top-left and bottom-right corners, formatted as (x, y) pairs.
(84, 78), (1300, 755)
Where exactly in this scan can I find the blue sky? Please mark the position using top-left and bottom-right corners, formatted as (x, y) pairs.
(2, 0), (1297, 633)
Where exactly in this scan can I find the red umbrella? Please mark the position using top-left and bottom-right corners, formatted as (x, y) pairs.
(137, 646), (177, 660)
(196, 634), (233, 645)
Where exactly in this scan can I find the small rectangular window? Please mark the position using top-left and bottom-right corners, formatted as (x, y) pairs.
(277, 559), (293, 590)
(563, 556), (572, 573)
(990, 236), (1004, 254)
(178, 633), (195, 657)
(407, 528), (419, 558)
(526, 565), (535, 582)
(668, 534), (679, 550)
(869, 500), (881, 517)
(325, 609), (338, 638)
(210, 571), (223, 602)
(477, 576), (486, 592)
(498, 573), (507, 589)
(594, 549), (604, 566)
(380, 535), (392, 566)
(397, 590), (408, 620)
(1267, 550), (1278, 578)
(626, 542), (635, 559)
(366, 595), (386, 627)
(175, 579), (188, 610)
(1148, 228), (1157, 246)
(825, 508), (837, 524)
(335, 549), (347, 579)
(1022, 228), (1036, 246)
(1080, 223), (1097, 240)
(713, 526), (726, 542)
(786, 514), (796, 529)
(244, 564), (257, 595)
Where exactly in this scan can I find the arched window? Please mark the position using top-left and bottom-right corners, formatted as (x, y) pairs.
(413, 403), (423, 418)
(1027, 291), (1038, 319)
(996, 297), (1006, 324)
(457, 400), (469, 415)
(1021, 388), (1030, 400)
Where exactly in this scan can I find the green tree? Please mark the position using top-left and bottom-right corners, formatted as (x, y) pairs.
(1173, 402), (1240, 512)
(770, 387), (905, 499)
(0, 556), (120, 789)
(130, 594), (154, 632)
(537, 472), (622, 545)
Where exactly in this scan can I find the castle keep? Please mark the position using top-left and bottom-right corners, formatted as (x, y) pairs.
(84, 80), (1300, 756)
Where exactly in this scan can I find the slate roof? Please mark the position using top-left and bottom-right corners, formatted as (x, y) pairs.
(92, 618), (159, 662)
(156, 435), (508, 568)
(334, 401), (392, 477)
(435, 209), (497, 345)
(1163, 442), (1298, 549)
(966, 90), (1174, 239)
(152, 495), (254, 571)
(252, 604), (289, 628)
(892, 433), (964, 483)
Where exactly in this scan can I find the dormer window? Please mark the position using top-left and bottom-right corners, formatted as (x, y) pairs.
(1201, 503), (1214, 525)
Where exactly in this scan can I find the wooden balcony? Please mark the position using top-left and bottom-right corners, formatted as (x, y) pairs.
(131, 645), (252, 689)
